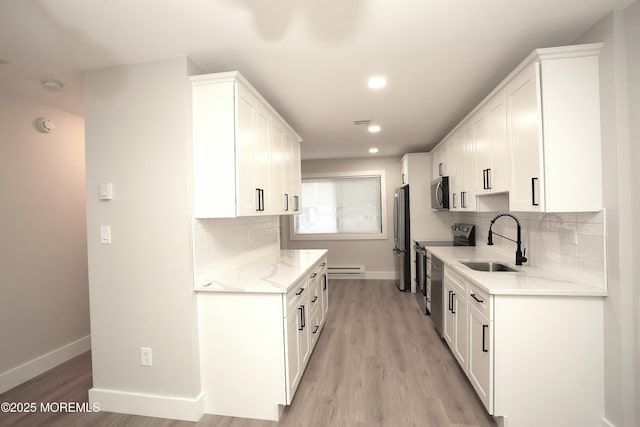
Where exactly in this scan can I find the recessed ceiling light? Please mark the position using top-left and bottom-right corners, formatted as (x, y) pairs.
(368, 125), (381, 133)
(368, 76), (387, 89)
(369, 148), (379, 154)
(41, 79), (63, 91)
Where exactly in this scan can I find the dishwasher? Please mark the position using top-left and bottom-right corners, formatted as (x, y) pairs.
(430, 254), (445, 337)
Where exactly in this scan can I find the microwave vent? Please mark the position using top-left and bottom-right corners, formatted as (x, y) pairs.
(353, 119), (371, 127)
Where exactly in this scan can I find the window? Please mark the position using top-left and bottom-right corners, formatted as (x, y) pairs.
(292, 171), (387, 240)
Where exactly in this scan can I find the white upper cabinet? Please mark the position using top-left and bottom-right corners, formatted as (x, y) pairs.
(191, 71), (302, 218)
(474, 91), (509, 195)
(401, 157), (409, 185)
(507, 45), (602, 212)
(431, 140), (448, 180)
(448, 126), (476, 211)
(430, 43), (602, 213)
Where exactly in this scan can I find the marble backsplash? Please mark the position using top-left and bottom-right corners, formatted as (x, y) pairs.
(452, 210), (606, 289)
(193, 216), (281, 276)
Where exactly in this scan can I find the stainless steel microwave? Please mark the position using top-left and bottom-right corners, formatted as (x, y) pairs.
(431, 176), (449, 210)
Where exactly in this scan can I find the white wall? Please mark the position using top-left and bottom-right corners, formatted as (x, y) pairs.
(281, 156), (401, 277)
(84, 57), (203, 420)
(573, 5), (639, 427)
(0, 93), (89, 394)
(625, 3), (640, 420)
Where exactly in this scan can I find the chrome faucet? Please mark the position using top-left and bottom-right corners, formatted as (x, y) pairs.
(487, 213), (528, 266)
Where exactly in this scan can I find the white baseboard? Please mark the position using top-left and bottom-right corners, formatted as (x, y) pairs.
(89, 388), (204, 421)
(601, 417), (616, 427)
(328, 271), (395, 280)
(0, 335), (91, 394)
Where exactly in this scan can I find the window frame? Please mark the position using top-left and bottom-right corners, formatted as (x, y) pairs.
(290, 170), (388, 241)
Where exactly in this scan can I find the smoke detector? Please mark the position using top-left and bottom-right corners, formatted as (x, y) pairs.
(36, 118), (56, 133)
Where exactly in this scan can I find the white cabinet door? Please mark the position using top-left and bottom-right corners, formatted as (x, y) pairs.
(235, 84), (259, 216)
(254, 104), (272, 214)
(468, 305), (492, 412)
(453, 292), (468, 370)
(473, 107), (491, 195)
(443, 280), (456, 347)
(285, 309), (301, 403)
(298, 294), (311, 367)
(401, 156), (409, 185)
(270, 118), (285, 215)
(444, 268), (468, 372)
(432, 142), (447, 180)
(447, 135), (461, 211)
(461, 126), (476, 211)
(475, 92), (509, 195)
(486, 92), (509, 193)
(320, 263), (329, 323)
(506, 62), (542, 212)
(282, 130), (294, 214)
(291, 138), (302, 213)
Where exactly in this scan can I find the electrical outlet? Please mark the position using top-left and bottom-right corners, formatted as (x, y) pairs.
(141, 347), (152, 367)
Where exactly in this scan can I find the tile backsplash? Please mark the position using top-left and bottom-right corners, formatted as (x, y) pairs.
(452, 210), (606, 289)
(193, 216), (280, 276)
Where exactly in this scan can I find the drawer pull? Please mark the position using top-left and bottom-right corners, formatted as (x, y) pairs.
(312, 296), (318, 303)
(313, 325), (320, 334)
(295, 288), (304, 296)
(310, 273), (318, 279)
(471, 293), (484, 303)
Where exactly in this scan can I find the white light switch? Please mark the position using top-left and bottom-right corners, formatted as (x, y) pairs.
(141, 347), (152, 367)
(100, 226), (111, 244)
(99, 183), (113, 200)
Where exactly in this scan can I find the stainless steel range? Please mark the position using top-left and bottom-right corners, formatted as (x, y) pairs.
(414, 223), (475, 334)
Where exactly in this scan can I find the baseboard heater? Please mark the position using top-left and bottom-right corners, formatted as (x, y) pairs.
(327, 265), (365, 276)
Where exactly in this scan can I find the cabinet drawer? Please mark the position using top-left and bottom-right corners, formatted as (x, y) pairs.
(308, 279), (321, 318)
(286, 277), (308, 316)
(468, 283), (491, 319)
(314, 259), (326, 276)
(445, 266), (467, 295)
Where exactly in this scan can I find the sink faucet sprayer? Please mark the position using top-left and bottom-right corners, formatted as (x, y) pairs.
(487, 213), (528, 266)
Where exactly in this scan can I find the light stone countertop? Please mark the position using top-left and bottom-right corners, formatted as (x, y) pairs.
(425, 246), (607, 297)
(195, 249), (328, 293)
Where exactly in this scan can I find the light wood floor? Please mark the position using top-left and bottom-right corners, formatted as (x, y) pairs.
(0, 280), (496, 427)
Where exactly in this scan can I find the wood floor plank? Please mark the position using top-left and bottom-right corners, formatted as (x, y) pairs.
(0, 279), (496, 427)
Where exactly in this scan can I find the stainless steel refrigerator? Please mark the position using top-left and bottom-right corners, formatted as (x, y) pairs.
(393, 185), (411, 291)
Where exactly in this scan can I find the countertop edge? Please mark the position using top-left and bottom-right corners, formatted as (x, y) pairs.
(195, 249), (328, 294)
(427, 246), (607, 297)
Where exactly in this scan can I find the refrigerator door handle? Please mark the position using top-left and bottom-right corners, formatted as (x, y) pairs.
(393, 192), (399, 243)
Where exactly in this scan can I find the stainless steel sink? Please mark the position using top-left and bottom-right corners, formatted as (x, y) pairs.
(460, 260), (518, 272)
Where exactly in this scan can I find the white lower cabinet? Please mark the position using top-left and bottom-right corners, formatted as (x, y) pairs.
(285, 303), (302, 397)
(444, 267), (468, 371)
(443, 267), (604, 427)
(198, 255), (329, 421)
(467, 284), (492, 413)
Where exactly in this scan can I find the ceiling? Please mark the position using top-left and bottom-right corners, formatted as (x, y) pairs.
(0, 0), (632, 159)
